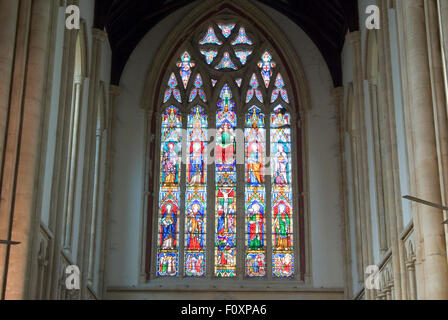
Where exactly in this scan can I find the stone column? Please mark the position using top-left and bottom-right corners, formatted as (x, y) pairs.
(1, 0), (53, 300)
(0, 0), (21, 295)
(406, 259), (417, 300)
(0, 0), (20, 174)
(401, 0), (448, 299)
(348, 31), (375, 300)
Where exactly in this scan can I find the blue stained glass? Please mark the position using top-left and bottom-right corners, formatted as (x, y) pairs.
(231, 27), (253, 45)
(199, 27), (222, 45)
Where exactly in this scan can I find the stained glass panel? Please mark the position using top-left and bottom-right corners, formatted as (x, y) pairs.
(245, 106), (266, 277)
(201, 49), (218, 65)
(258, 51), (276, 88)
(189, 74), (207, 103)
(157, 106), (182, 277)
(218, 24), (235, 38)
(215, 85), (237, 277)
(246, 74), (263, 103)
(271, 106), (294, 278)
(271, 73), (289, 103)
(215, 52), (238, 70)
(235, 50), (252, 65)
(164, 73), (181, 103)
(199, 26), (222, 45)
(177, 52), (195, 89)
(231, 27), (253, 45)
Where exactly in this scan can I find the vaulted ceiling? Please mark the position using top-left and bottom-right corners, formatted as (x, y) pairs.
(94, 0), (359, 87)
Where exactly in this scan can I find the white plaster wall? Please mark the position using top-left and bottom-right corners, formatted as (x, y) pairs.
(106, 2), (344, 290)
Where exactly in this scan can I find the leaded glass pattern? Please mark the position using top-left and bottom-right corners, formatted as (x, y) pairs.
(185, 106), (208, 276)
(157, 106), (182, 277)
(271, 105), (294, 278)
(215, 85), (237, 277)
(155, 20), (297, 281)
(245, 106), (267, 277)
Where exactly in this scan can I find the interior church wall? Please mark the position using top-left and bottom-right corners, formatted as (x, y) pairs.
(106, 1), (344, 296)
(35, 0), (112, 299)
(340, 0), (417, 299)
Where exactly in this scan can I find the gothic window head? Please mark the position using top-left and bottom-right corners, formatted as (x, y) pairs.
(154, 17), (298, 280)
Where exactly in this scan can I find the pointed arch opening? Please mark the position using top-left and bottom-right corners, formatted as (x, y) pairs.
(143, 2), (309, 283)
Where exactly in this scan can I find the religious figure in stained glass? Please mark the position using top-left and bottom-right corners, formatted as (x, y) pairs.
(160, 202), (178, 250)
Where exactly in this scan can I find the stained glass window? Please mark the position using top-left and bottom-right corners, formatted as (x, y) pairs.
(155, 22), (297, 281)
(185, 106), (208, 277)
(245, 106), (266, 277)
(157, 106), (182, 277)
(271, 105), (294, 278)
(215, 84), (237, 277)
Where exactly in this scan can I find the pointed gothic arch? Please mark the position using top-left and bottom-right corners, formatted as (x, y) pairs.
(140, 0), (312, 283)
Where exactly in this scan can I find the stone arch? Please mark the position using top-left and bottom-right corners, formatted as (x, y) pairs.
(141, 0), (313, 282)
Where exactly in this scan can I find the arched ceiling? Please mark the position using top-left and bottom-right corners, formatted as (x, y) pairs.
(94, 0), (359, 87)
